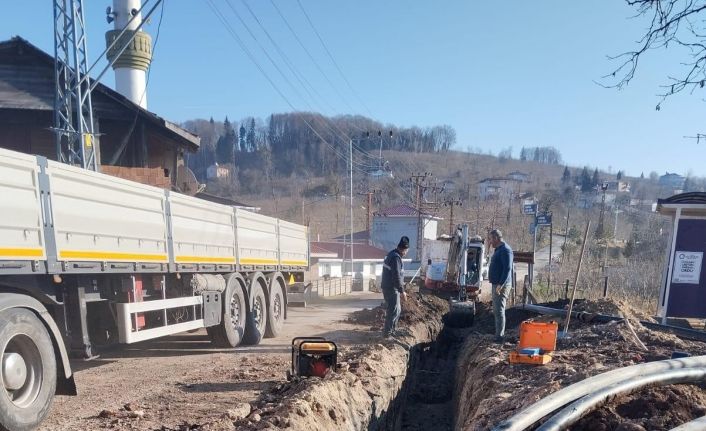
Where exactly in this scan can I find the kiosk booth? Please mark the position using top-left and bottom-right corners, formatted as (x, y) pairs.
(657, 193), (706, 323)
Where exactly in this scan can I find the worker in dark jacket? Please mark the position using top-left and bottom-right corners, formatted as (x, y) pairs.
(381, 236), (409, 338)
(488, 229), (513, 343)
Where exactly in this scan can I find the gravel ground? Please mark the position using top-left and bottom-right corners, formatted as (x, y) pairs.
(40, 292), (383, 431)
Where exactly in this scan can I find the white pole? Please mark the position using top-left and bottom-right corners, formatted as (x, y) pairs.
(662, 208), (681, 324)
(350, 139), (354, 278)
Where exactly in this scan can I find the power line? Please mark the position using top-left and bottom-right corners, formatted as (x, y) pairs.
(222, 1), (381, 167)
(206, 0), (376, 173)
(268, 0), (357, 114)
(295, 0), (373, 116)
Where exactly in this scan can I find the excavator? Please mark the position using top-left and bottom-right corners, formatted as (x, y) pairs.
(421, 225), (485, 327)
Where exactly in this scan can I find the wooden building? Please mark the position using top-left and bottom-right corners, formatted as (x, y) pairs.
(0, 37), (200, 190)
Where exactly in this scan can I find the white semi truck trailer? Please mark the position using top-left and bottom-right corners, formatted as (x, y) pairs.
(0, 147), (309, 430)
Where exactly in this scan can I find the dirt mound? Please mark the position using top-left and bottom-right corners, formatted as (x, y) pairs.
(454, 300), (706, 430)
(575, 384), (706, 430)
(347, 293), (448, 330)
(227, 294), (449, 430)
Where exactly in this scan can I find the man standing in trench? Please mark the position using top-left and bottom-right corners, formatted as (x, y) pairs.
(488, 229), (513, 343)
(381, 236), (409, 338)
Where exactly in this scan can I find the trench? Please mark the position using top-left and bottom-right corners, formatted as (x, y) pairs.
(383, 324), (471, 430)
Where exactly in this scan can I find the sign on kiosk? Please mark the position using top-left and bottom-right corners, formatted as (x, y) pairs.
(672, 251), (703, 285)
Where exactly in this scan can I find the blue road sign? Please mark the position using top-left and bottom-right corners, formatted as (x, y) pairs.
(523, 203), (538, 215)
(535, 212), (552, 226)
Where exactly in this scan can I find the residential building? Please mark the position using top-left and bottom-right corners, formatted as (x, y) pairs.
(478, 177), (521, 201)
(659, 173), (686, 189)
(309, 241), (389, 279)
(604, 181), (631, 193)
(507, 171), (531, 182)
(206, 163), (230, 180)
(371, 204), (441, 258)
(0, 37), (199, 189)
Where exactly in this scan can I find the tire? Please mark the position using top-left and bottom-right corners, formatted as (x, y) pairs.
(207, 276), (247, 348)
(0, 308), (57, 431)
(265, 278), (285, 338)
(242, 279), (267, 346)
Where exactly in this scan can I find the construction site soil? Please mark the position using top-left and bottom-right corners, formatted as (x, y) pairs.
(50, 292), (706, 431)
(455, 299), (706, 431)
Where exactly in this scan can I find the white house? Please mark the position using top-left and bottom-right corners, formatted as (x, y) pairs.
(310, 242), (389, 279)
(507, 171), (531, 182)
(371, 204), (440, 259)
(206, 163), (230, 180)
(478, 177), (521, 201)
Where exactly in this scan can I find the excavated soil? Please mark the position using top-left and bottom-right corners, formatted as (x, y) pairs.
(227, 293), (449, 430)
(574, 384), (706, 430)
(454, 299), (706, 431)
(347, 292), (449, 329)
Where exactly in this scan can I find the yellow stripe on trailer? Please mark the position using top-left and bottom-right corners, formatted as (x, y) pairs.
(0, 248), (44, 258)
(175, 255), (236, 264)
(239, 257), (279, 265)
(59, 250), (168, 261)
(282, 259), (307, 266)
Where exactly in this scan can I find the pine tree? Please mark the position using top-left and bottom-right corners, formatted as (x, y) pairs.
(239, 124), (247, 152)
(562, 166), (571, 184)
(592, 168), (600, 188)
(617, 170), (623, 180)
(580, 167), (592, 192)
(640, 172), (644, 180)
(246, 118), (256, 152)
(216, 117), (236, 165)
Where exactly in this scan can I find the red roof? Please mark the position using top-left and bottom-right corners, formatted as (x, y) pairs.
(375, 204), (420, 217)
(310, 242), (387, 260)
(375, 203), (440, 219)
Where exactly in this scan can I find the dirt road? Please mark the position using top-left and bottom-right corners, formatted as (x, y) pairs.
(41, 292), (383, 431)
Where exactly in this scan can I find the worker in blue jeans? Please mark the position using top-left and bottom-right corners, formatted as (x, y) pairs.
(381, 236), (409, 338)
(488, 229), (513, 343)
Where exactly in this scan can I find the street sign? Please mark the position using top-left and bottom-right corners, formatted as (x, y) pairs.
(514, 251), (535, 264)
(535, 212), (552, 226)
(523, 203), (538, 215)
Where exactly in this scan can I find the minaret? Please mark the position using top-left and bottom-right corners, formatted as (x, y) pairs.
(105, 0), (152, 108)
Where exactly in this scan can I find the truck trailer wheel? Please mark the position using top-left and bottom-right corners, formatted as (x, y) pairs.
(207, 278), (247, 348)
(265, 278), (285, 338)
(242, 281), (267, 345)
(0, 308), (57, 431)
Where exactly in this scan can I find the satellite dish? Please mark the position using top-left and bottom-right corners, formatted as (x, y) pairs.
(176, 165), (200, 195)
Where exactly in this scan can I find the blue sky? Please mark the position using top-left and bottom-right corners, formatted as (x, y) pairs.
(3, 1), (706, 176)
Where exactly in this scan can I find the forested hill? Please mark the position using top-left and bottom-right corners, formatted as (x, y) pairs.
(182, 112), (456, 180)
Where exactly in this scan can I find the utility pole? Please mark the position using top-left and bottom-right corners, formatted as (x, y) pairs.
(444, 199), (462, 235)
(53, 0), (98, 171)
(596, 182), (608, 238)
(358, 189), (380, 244)
(411, 172), (432, 261)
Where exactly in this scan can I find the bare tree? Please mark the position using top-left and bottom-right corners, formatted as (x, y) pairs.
(605, 0), (706, 109)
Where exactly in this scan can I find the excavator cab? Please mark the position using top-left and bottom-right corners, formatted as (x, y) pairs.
(423, 226), (484, 302)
